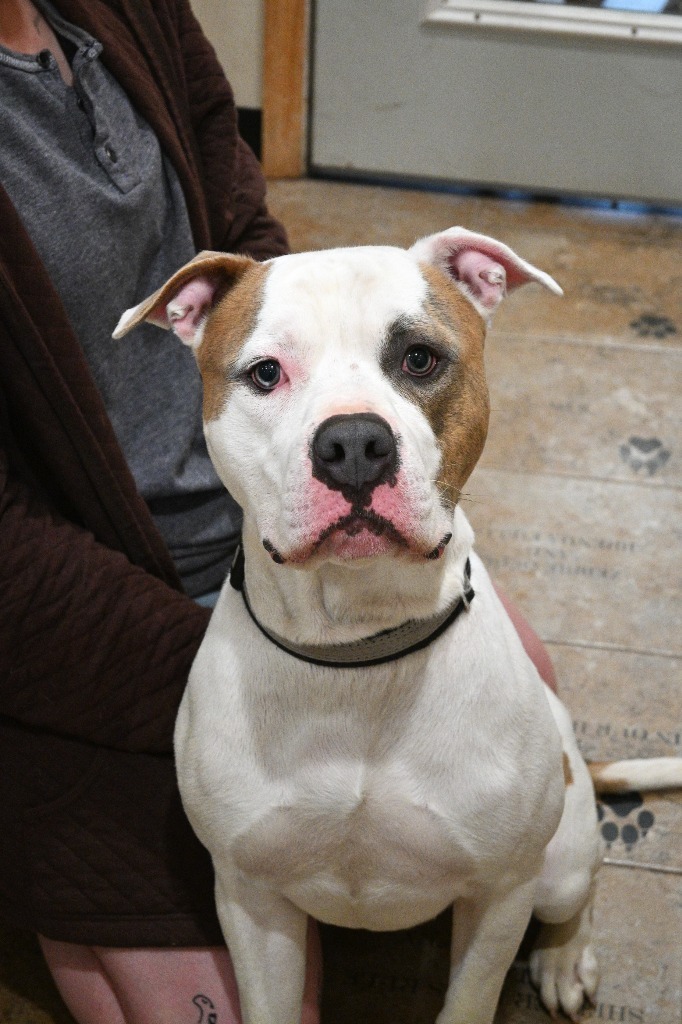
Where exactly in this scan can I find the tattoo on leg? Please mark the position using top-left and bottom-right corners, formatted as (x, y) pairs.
(192, 994), (218, 1024)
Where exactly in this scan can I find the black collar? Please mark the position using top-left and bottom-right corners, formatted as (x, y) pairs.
(229, 545), (474, 669)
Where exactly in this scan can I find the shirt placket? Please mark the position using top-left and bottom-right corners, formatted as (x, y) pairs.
(73, 45), (140, 194)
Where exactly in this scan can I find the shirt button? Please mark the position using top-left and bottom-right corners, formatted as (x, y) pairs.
(37, 50), (52, 69)
(104, 144), (118, 163)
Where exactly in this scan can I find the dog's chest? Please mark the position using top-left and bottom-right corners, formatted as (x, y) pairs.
(179, 588), (564, 931)
(230, 755), (483, 929)
(212, 676), (545, 929)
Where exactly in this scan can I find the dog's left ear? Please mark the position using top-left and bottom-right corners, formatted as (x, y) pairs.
(113, 251), (257, 349)
(410, 227), (562, 321)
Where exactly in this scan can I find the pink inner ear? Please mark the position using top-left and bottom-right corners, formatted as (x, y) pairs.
(165, 276), (220, 345)
(449, 250), (508, 311)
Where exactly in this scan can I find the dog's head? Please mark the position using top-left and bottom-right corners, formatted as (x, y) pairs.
(115, 228), (560, 568)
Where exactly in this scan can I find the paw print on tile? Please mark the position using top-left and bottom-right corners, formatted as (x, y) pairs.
(597, 792), (655, 851)
(619, 436), (671, 476)
(629, 313), (677, 339)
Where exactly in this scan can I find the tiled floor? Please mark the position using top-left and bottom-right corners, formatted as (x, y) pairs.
(1, 179), (680, 1023)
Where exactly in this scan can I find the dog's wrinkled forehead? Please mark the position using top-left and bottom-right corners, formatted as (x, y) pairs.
(113, 229), (562, 429)
(259, 246), (430, 341)
(198, 246), (489, 437)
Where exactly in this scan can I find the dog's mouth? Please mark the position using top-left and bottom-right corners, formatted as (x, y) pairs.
(263, 511), (451, 565)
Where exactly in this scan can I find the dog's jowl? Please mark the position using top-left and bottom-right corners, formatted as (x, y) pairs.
(116, 228), (682, 1024)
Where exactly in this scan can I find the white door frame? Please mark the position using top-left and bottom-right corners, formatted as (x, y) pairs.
(426, 0), (682, 44)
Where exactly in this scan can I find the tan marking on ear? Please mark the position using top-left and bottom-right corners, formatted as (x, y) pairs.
(563, 751), (574, 787)
(196, 261), (270, 421)
(416, 263), (490, 507)
(113, 251), (257, 338)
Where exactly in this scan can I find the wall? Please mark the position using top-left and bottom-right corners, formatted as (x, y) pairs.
(190, 0), (263, 109)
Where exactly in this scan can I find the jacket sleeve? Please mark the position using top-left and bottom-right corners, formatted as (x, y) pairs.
(174, 0), (290, 260)
(0, 443), (210, 756)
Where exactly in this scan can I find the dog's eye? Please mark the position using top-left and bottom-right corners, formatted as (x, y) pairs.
(403, 346), (437, 377)
(251, 360), (281, 390)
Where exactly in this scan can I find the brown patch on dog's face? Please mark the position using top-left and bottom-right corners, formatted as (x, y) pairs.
(196, 262), (270, 421)
(381, 263), (489, 508)
(563, 752), (574, 787)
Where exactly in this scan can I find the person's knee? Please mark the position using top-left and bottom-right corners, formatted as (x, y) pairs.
(38, 936), (125, 1024)
(40, 932), (322, 1024)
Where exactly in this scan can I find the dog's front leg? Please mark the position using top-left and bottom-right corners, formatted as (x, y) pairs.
(214, 867), (309, 1024)
(437, 880), (537, 1024)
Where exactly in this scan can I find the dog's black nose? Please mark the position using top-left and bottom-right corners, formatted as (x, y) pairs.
(311, 413), (399, 505)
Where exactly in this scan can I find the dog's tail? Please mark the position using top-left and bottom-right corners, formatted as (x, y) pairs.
(588, 758), (682, 794)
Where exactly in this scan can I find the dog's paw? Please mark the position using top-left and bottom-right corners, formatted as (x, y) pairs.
(529, 919), (598, 1021)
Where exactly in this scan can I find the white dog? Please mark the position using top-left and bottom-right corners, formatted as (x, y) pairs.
(116, 228), (681, 1024)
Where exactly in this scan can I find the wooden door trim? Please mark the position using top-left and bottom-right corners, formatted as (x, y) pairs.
(262, 0), (310, 177)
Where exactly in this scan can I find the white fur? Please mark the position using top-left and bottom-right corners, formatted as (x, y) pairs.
(162, 235), (675, 1024)
(590, 757), (682, 792)
(176, 538), (600, 1024)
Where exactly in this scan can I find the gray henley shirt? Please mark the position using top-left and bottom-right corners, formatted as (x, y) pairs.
(0, 0), (242, 596)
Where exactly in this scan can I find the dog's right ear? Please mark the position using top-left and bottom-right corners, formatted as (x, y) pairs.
(113, 251), (257, 349)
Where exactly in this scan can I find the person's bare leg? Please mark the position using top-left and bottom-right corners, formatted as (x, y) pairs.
(38, 936), (126, 1024)
(91, 945), (242, 1024)
(39, 920), (321, 1024)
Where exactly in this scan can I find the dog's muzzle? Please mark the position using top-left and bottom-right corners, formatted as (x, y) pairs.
(310, 413), (399, 507)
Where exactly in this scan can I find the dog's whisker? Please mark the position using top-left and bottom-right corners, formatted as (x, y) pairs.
(459, 492), (486, 507)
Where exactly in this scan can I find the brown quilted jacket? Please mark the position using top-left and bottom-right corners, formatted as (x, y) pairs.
(0, 0), (288, 945)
